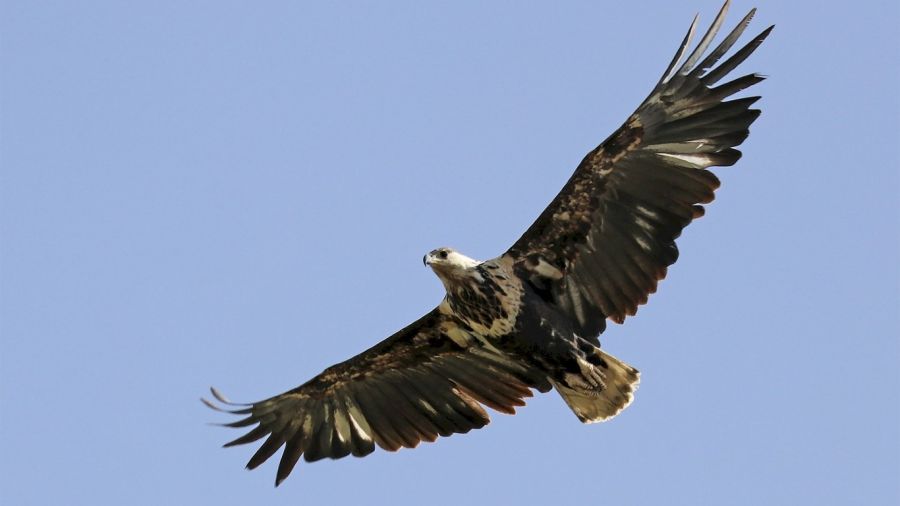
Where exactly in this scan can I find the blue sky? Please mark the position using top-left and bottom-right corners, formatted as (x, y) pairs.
(2, 1), (898, 504)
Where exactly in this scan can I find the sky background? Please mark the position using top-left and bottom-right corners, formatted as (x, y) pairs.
(2, 1), (898, 504)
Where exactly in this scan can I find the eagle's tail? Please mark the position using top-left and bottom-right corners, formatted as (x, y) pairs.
(552, 349), (640, 424)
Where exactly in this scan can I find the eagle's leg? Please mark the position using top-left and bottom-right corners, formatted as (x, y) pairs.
(502, 298), (639, 422)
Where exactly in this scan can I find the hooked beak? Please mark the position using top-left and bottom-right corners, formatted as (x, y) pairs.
(423, 254), (430, 266)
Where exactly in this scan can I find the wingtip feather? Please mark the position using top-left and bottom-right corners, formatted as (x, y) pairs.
(659, 13), (700, 85)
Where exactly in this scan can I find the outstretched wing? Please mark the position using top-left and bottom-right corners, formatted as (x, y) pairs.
(505, 1), (772, 339)
(204, 308), (550, 486)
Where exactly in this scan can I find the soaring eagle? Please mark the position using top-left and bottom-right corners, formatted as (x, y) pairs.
(205, 1), (772, 486)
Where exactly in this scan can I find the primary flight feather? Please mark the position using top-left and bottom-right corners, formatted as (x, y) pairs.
(204, 0), (772, 486)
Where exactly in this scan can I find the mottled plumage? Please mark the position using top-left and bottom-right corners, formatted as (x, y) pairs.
(205, 0), (772, 486)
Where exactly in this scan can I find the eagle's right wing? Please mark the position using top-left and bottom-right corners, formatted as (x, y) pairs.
(204, 308), (550, 486)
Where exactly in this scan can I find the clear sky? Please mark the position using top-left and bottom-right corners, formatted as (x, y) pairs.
(2, 1), (898, 504)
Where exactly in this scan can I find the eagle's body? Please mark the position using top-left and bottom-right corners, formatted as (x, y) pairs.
(429, 249), (639, 422)
(205, 0), (773, 486)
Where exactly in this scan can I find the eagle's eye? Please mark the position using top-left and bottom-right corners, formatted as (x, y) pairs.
(438, 250), (449, 259)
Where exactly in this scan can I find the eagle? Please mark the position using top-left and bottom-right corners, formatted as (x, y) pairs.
(204, 0), (772, 486)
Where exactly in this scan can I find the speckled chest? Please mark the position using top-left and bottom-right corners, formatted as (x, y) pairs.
(441, 260), (524, 339)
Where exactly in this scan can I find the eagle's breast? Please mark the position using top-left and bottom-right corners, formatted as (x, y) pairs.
(439, 257), (524, 340)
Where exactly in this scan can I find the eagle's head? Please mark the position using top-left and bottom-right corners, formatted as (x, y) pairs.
(424, 247), (480, 286)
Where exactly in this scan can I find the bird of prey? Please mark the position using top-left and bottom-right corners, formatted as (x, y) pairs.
(204, 0), (772, 486)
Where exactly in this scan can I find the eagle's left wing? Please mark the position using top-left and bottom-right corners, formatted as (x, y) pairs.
(505, 2), (771, 340)
(204, 308), (550, 485)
